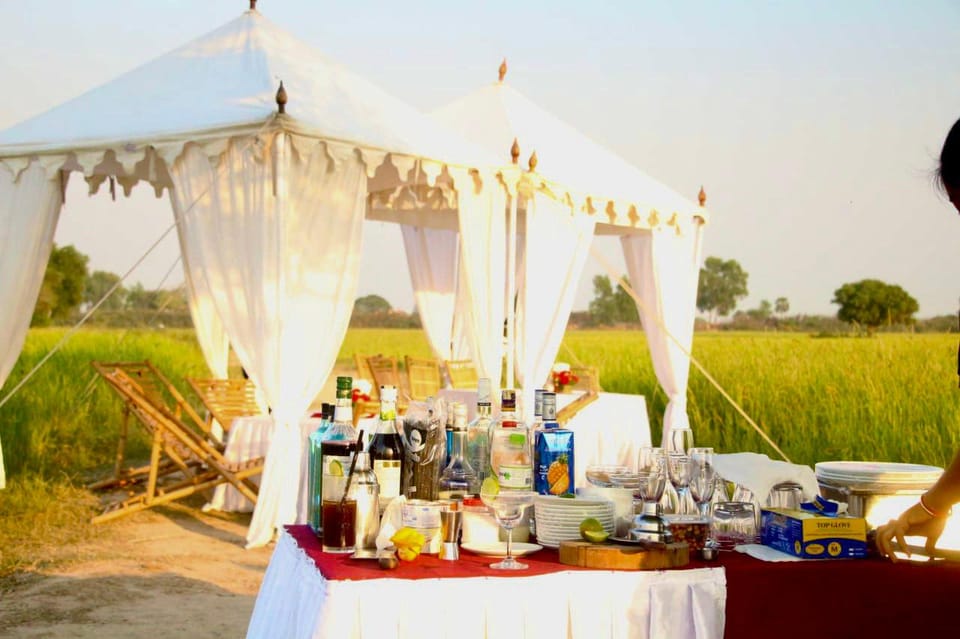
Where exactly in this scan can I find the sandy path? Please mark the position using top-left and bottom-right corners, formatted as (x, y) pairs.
(0, 503), (273, 638)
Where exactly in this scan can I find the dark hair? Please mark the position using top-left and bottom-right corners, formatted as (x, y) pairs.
(938, 117), (960, 192)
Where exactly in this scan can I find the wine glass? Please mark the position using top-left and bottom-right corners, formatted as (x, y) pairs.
(667, 452), (692, 515)
(688, 447), (716, 520)
(637, 449), (667, 516)
(479, 488), (536, 570)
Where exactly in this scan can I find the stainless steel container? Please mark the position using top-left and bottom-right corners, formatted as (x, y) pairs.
(817, 478), (931, 530)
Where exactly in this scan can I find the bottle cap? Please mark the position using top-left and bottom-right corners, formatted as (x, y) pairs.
(322, 402), (335, 420)
(534, 389), (545, 417)
(542, 392), (558, 422)
(380, 385), (398, 402)
(477, 378), (492, 404)
(336, 376), (353, 392)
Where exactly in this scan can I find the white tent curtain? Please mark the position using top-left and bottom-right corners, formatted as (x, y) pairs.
(515, 194), (595, 415)
(178, 257), (230, 380)
(169, 132), (367, 547)
(0, 162), (64, 490)
(622, 224), (705, 448)
(451, 170), (506, 391)
(177, 249), (232, 442)
(400, 225), (459, 361)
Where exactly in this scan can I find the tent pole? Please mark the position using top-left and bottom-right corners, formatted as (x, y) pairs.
(505, 188), (517, 392)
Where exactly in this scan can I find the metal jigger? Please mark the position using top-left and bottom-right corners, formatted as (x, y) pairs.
(630, 500), (673, 544)
(439, 507), (462, 561)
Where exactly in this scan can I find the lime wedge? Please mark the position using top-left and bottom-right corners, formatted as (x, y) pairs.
(579, 517), (606, 542)
(480, 476), (500, 497)
(583, 529), (610, 543)
(329, 459), (344, 477)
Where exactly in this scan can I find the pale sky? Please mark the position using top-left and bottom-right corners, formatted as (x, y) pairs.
(1, 0), (959, 317)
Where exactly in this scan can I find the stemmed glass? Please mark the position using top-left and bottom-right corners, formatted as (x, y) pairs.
(688, 447), (716, 520)
(637, 448), (667, 516)
(667, 452), (693, 515)
(479, 488), (536, 570)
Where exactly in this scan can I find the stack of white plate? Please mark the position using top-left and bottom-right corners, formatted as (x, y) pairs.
(534, 495), (615, 548)
(815, 461), (942, 490)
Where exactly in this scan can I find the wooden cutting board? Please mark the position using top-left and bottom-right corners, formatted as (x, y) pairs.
(558, 540), (689, 570)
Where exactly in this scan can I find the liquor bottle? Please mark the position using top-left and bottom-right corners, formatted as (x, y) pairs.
(320, 377), (359, 534)
(530, 389), (545, 433)
(307, 402), (335, 534)
(439, 402), (477, 500)
(368, 385), (403, 511)
(489, 389), (533, 490)
(466, 378), (494, 492)
(534, 392), (575, 496)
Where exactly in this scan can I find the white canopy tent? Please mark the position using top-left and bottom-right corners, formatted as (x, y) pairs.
(430, 63), (709, 443)
(0, 6), (503, 546)
(0, 7), (707, 547)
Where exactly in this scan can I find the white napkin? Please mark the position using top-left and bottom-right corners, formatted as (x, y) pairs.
(375, 496), (407, 551)
(734, 544), (820, 562)
(374, 496), (441, 554)
(713, 452), (819, 504)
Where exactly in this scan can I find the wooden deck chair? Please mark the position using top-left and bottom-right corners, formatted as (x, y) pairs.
(89, 360), (215, 492)
(351, 353), (382, 423)
(90, 364), (264, 524)
(187, 378), (264, 437)
(555, 366), (602, 426)
(444, 359), (479, 390)
(368, 356), (409, 404)
(404, 356), (442, 401)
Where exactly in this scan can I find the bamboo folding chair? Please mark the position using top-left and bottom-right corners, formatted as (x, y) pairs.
(187, 377), (264, 437)
(351, 353), (382, 422)
(90, 364), (264, 524)
(368, 355), (409, 404)
(444, 359), (479, 390)
(555, 366), (602, 426)
(404, 356), (442, 401)
(89, 360), (215, 492)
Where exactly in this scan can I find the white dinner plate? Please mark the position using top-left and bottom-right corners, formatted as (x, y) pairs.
(461, 542), (543, 557)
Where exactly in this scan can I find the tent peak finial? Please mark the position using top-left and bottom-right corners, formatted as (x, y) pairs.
(510, 138), (520, 164)
(249, 0), (257, 11)
(698, 185), (707, 207)
(499, 59), (507, 83)
(276, 80), (287, 114)
(528, 151), (538, 172)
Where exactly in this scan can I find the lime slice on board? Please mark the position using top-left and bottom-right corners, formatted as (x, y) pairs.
(580, 517), (608, 542)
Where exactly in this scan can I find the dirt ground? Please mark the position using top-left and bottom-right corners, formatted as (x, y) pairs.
(0, 500), (273, 638)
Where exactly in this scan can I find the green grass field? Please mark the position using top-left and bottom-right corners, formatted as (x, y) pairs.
(3, 327), (957, 477)
(1, 327), (957, 573)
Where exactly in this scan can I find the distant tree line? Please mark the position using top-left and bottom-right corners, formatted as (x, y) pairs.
(576, 255), (949, 334)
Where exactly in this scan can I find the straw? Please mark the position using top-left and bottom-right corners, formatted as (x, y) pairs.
(339, 429), (365, 508)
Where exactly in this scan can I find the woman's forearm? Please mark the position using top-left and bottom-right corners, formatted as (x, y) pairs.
(924, 451), (960, 514)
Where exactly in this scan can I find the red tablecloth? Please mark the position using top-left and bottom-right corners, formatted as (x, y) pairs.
(288, 525), (960, 638)
(705, 550), (960, 638)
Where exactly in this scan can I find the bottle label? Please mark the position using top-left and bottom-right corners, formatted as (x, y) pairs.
(497, 464), (533, 489)
(374, 459), (401, 499)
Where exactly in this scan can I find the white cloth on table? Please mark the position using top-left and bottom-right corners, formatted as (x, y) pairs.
(734, 544), (821, 563)
(247, 530), (727, 639)
(713, 452), (820, 503)
(204, 415), (322, 517)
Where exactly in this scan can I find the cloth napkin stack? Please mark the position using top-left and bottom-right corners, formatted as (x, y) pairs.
(713, 452), (820, 504)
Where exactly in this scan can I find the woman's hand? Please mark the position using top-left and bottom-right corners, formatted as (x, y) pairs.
(875, 502), (947, 561)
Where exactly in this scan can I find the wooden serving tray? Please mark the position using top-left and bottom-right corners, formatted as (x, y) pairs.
(558, 540), (689, 570)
